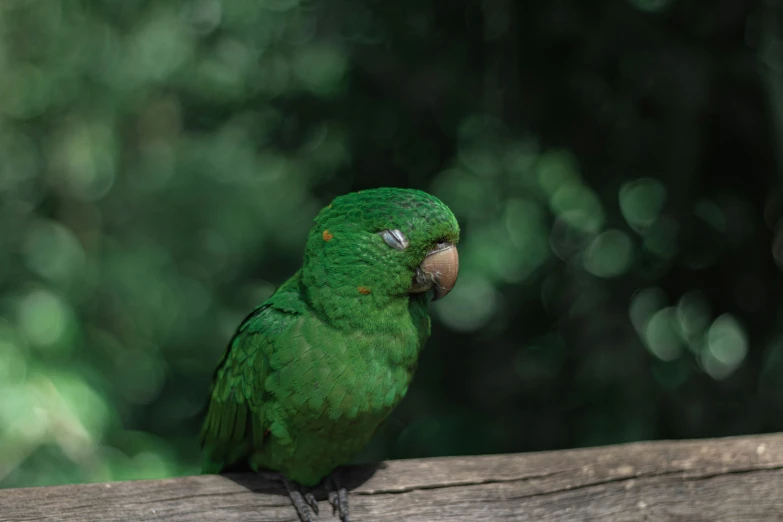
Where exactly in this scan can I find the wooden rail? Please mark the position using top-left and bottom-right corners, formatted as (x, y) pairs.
(2, 433), (782, 521)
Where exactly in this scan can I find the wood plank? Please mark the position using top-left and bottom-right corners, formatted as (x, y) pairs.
(1, 433), (782, 521)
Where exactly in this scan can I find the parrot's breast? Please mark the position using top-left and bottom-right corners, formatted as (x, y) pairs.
(254, 297), (431, 486)
(279, 324), (421, 420)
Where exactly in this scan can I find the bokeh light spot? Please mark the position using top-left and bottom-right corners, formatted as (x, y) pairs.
(629, 287), (667, 334)
(703, 314), (748, 379)
(582, 229), (634, 278)
(22, 220), (85, 283)
(128, 12), (192, 83)
(51, 120), (117, 201)
(48, 372), (110, 456)
(676, 291), (711, 340)
(619, 178), (666, 232)
(536, 149), (580, 195)
(548, 214), (595, 260)
(549, 181), (605, 234)
(293, 45), (347, 97)
(17, 289), (70, 348)
(644, 307), (685, 361)
(434, 273), (498, 332)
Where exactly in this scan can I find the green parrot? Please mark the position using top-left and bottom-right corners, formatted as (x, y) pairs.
(200, 187), (460, 521)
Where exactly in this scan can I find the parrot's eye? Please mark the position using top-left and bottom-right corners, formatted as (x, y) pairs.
(380, 229), (408, 250)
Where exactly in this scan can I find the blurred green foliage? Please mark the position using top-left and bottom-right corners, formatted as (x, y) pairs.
(1, 0), (783, 489)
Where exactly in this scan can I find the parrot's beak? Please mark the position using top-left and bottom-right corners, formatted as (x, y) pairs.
(410, 242), (459, 301)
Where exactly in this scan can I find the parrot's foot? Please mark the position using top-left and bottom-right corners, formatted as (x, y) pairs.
(327, 474), (349, 522)
(284, 479), (319, 522)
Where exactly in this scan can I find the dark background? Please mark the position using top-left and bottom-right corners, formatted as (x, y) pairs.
(1, 0), (783, 487)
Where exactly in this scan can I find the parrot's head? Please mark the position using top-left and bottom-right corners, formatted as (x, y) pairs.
(302, 188), (460, 317)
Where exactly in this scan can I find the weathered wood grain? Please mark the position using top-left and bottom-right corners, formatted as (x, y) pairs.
(2, 433), (783, 521)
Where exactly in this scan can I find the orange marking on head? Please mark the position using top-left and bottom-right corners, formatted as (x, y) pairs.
(358, 286), (371, 295)
(322, 229), (333, 241)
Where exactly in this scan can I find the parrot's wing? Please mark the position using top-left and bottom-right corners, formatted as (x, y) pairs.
(200, 300), (296, 473)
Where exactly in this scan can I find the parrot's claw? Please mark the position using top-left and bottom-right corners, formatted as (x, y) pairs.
(305, 492), (319, 515)
(328, 475), (350, 522)
(284, 479), (316, 522)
